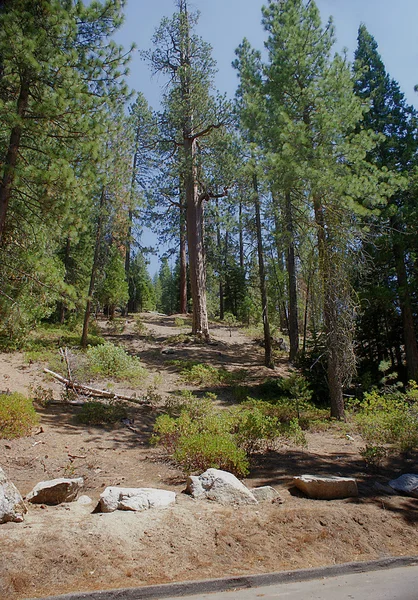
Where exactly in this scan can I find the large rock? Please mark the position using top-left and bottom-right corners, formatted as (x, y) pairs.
(293, 475), (358, 500)
(186, 469), (258, 505)
(26, 477), (84, 505)
(99, 487), (176, 513)
(0, 467), (27, 523)
(389, 474), (418, 498)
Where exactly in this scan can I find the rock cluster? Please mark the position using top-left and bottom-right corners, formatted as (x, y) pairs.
(2, 463), (417, 526)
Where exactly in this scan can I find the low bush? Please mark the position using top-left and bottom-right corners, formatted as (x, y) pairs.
(152, 392), (309, 476)
(86, 342), (147, 383)
(76, 401), (127, 425)
(355, 383), (418, 453)
(0, 392), (39, 439)
(173, 433), (249, 476)
(170, 360), (248, 387)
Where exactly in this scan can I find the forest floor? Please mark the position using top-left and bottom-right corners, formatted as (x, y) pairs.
(0, 313), (417, 600)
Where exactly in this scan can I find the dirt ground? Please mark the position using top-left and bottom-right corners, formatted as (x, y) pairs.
(0, 314), (417, 600)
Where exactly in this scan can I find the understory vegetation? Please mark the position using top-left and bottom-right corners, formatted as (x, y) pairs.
(0, 392), (39, 439)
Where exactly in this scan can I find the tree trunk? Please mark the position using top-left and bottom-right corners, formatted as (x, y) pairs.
(81, 188), (105, 348)
(184, 137), (209, 339)
(314, 195), (345, 420)
(392, 232), (418, 381)
(179, 197), (188, 314)
(239, 196), (244, 271)
(253, 173), (274, 369)
(284, 190), (299, 362)
(0, 76), (30, 246)
(59, 237), (72, 324)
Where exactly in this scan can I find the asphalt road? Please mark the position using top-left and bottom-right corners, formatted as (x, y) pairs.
(162, 565), (418, 600)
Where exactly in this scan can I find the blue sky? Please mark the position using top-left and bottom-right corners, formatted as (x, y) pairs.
(116, 0), (418, 108)
(113, 0), (418, 273)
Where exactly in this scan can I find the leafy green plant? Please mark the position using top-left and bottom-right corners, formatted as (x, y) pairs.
(360, 445), (388, 469)
(174, 317), (187, 328)
(174, 433), (249, 476)
(0, 393), (39, 439)
(76, 401), (127, 425)
(153, 392), (297, 475)
(355, 385), (418, 453)
(86, 342), (147, 382)
(169, 360), (248, 387)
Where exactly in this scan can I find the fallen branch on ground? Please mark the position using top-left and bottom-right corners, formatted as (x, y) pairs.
(43, 368), (151, 406)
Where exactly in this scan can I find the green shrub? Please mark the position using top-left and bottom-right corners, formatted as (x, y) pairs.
(0, 393), (39, 439)
(76, 401), (127, 425)
(170, 360), (248, 387)
(86, 342), (147, 382)
(355, 384), (418, 453)
(174, 433), (249, 476)
(153, 392), (296, 476)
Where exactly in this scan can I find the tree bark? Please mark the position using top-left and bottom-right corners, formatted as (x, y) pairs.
(253, 173), (274, 369)
(179, 200), (188, 314)
(314, 195), (345, 420)
(81, 188), (105, 348)
(284, 190), (299, 362)
(0, 76), (30, 246)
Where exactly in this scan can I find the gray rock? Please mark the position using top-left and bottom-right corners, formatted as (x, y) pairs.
(26, 477), (84, 505)
(0, 467), (27, 523)
(77, 495), (93, 505)
(99, 487), (176, 513)
(252, 485), (283, 503)
(388, 474), (418, 498)
(293, 475), (358, 500)
(373, 482), (397, 496)
(186, 469), (258, 505)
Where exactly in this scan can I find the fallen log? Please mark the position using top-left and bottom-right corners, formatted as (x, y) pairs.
(43, 368), (151, 406)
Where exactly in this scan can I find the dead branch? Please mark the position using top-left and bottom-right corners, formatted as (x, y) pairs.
(43, 368), (151, 406)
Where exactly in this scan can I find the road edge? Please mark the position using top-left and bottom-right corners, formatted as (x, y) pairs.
(26, 555), (418, 600)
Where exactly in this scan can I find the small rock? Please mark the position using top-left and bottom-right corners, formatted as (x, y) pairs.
(77, 495), (93, 505)
(293, 475), (358, 500)
(186, 469), (258, 505)
(373, 482), (397, 496)
(252, 486), (283, 503)
(161, 348), (176, 355)
(99, 487), (176, 513)
(0, 467), (27, 524)
(388, 474), (418, 498)
(26, 478), (84, 505)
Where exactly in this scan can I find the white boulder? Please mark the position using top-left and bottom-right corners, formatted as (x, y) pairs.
(293, 475), (358, 500)
(0, 467), (27, 523)
(99, 487), (176, 513)
(26, 477), (84, 505)
(389, 474), (418, 498)
(186, 469), (258, 505)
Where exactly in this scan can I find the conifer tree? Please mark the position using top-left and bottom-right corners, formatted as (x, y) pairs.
(353, 24), (418, 381)
(146, 0), (230, 339)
